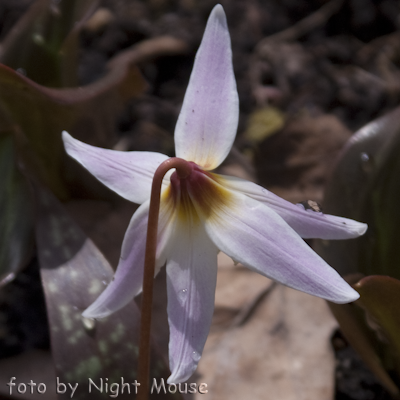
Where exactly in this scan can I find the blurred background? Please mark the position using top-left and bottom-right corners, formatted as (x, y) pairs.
(1, 0), (400, 399)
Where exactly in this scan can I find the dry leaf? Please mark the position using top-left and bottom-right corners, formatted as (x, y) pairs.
(194, 254), (338, 400)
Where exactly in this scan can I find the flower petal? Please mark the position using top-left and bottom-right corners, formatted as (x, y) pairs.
(62, 131), (170, 204)
(174, 5), (239, 170)
(220, 174), (367, 239)
(166, 220), (218, 383)
(190, 176), (359, 304)
(82, 195), (175, 319)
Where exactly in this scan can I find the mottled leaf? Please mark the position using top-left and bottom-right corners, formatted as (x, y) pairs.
(35, 187), (181, 399)
(0, 134), (34, 285)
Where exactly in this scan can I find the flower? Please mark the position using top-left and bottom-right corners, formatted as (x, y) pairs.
(62, 4), (367, 383)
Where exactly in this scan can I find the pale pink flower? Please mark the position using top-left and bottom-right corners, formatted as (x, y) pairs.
(63, 4), (366, 383)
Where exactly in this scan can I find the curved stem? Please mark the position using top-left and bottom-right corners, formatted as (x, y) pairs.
(137, 157), (192, 400)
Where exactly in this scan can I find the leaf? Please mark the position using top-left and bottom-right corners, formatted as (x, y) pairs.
(315, 106), (400, 277)
(328, 298), (399, 397)
(243, 106), (285, 145)
(0, 0), (99, 87)
(34, 187), (181, 399)
(328, 274), (400, 397)
(0, 133), (34, 285)
(314, 107), (400, 396)
(0, 36), (186, 199)
(355, 276), (400, 368)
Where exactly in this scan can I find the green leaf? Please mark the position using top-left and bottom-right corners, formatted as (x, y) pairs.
(328, 298), (399, 397)
(314, 107), (400, 391)
(355, 276), (400, 369)
(0, 52), (146, 198)
(0, 134), (34, 285)
(0, 36), (186, 199)
(0, 0), (99, 87)
(315, 106), (400, 278)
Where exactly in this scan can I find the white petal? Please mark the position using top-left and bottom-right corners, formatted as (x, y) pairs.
(189, 176), (359, 304)
(166, 220), (218, 383)
(63, 131), (170, 204)
(220, 174), (367, 239)
(82, 195), (175, 319)
(174, 5), (239, 170)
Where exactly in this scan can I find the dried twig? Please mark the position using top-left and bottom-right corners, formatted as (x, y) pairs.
(231, 281), (278, 327)
(256, 0), (344, 53)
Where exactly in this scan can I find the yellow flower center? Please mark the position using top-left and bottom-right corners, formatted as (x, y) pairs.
(162, 162), (233, 225)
